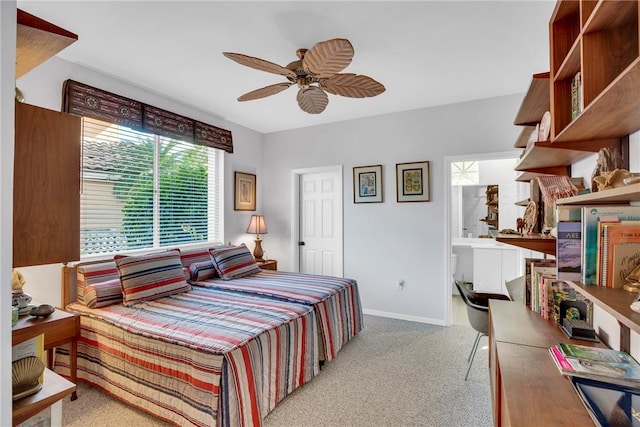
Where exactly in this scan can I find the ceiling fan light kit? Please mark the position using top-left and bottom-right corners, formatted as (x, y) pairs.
(223, 38), (385, 114)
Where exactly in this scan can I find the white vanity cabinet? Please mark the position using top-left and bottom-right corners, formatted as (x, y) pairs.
(472, 247), (519, 295)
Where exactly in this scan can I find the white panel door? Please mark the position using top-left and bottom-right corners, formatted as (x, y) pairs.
(299, 171), (342, 276)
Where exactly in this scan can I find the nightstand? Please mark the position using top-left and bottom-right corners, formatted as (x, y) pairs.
(257, 259), (277, 271)
(12, 307), (80, 424)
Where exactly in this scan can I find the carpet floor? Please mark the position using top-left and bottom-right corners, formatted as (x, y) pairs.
(62, 314), (492, 426)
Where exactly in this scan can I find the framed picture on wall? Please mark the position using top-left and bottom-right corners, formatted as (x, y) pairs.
(353, 165), (383, 203)
(234, 171), (256, 211)
(396, 161), (430, 202)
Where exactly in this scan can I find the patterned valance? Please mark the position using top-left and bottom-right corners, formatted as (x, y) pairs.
(143, 105), (194, 143)
(62, 79), (233, 153)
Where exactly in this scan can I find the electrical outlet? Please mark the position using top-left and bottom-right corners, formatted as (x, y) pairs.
(397, 279), (405, 290)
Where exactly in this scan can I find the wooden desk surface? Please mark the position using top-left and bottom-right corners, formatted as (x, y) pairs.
(489, 299), (606, 349)
(496, 342), (595, 426)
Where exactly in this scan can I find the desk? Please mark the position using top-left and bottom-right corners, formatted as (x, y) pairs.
(489, 300), (605, 426)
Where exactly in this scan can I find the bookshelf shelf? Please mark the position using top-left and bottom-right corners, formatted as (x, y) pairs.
(495, 232), (556, 256)
(12, 369), (75, 426)
(514, 138), (619, 172)
(513, 72), (550, 126)
(556, 183), (640, 205)
(565, 282), (640, 337)
(16, 9), (78, 79)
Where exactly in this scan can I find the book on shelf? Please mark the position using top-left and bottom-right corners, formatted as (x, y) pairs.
(581, 206), (640, 285)
(570, 376), (640, 427)
(549, 343), (640, 387)
(597, 221), (640, 287)
(531, 264), (556, 317)
(612, 243), (640, 290)
(524, 257), (555, 309)
(556, 220), (582, 282)
(571, 71), (582, 120)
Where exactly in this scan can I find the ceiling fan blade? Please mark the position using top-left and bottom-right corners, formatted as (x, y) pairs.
(320, 74), (386, 98)
(303, 38), (354, 78)
(223, 52), (296, 78)
(296, 87), (328, 114)
(237, 82), (293, 101)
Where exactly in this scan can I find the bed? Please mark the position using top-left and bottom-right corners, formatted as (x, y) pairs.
(56, 245), (363, 427)
(189, 269), (363, 362)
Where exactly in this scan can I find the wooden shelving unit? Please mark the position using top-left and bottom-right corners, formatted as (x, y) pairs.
(550, 0), (640, 142)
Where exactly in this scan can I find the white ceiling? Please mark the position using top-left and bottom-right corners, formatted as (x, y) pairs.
(17, 1), (556, 134)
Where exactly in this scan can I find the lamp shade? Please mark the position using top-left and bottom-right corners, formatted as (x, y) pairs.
(246, 215), (268, 235)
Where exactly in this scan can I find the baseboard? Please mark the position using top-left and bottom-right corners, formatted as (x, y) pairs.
(362, 308), (446, 326)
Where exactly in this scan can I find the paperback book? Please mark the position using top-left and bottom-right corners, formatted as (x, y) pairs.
(581, 206), (640, 285)
(549, 343), (640, 387)
(556, 220), (582, 282)
(600, 223), (640, 288)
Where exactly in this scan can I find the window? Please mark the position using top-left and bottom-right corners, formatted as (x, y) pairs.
(81, 117), (223, 257)
(451, 161), (479, 185)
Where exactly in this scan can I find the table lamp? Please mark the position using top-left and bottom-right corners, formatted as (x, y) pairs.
(246, 215), (268, 261)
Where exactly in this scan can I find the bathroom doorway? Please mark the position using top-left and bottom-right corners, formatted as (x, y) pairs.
(445, 151), (526, 325)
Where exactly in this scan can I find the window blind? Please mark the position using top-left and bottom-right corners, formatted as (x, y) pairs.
(81, 117), (222, 257)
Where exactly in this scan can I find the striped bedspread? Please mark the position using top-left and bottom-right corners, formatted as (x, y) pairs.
(55, 287), (318, 427)
(191, 270), (363, 361)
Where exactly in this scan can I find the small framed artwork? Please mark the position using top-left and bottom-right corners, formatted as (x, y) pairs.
(234, 171), (256, 211)
(396, 161), (430, 202)
(353, 165), (383, 203)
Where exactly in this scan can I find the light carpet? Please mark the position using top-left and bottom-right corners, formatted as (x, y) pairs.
(62, 315), (492, 427)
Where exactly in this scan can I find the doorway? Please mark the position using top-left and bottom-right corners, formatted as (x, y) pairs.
(444, 151), (524, 325)
(290, 165), (343, 276)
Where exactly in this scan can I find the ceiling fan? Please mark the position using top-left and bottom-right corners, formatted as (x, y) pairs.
(223, 38), (385, 114)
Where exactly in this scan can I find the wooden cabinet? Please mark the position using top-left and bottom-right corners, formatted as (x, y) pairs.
(472, 247), (518, 295)
(13, 101), (81, 267)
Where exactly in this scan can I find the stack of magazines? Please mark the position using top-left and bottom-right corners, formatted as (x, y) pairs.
(549, 343), (640, 426)
(549, 343), (640, 387)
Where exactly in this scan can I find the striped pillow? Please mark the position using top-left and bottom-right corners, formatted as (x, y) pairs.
(115, 250), (191, 306)
(84, 278), (123, 308)
(209, 244), (261, 280)
(76, 261), (120, 305)
(188, 260), (218, 281)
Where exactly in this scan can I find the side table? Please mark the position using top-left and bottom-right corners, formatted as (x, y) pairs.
(12, 308), (80, 401)
(257, 259), (277, 271)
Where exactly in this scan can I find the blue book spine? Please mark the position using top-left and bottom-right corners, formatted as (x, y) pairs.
(557, 221), (582, 282)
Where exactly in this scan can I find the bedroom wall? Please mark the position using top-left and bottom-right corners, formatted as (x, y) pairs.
(261, 94), (523, 324)
(14, 56), (265, 306)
